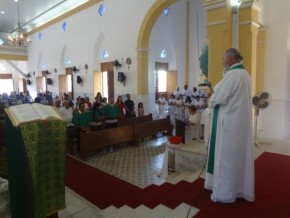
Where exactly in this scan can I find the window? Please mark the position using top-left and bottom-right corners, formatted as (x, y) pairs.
(62, 21), (67, 31)
(160, 49), (167, 59)
(67, 74), (72, 92)
(102, 71), (108, 98)
(163, 8), (170, 16)
(0, 79), (13, 94)
(157, 70), (167, 92)
(102, 49), (109, 59)
(98, 4), (105, 16)
(65, 57), (71, 65)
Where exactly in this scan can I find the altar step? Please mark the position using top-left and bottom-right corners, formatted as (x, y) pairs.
(163, 140), (207, 184)
(100, 203), (199, 218)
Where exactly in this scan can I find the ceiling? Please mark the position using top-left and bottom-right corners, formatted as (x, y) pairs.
(0, 0), (89, 35)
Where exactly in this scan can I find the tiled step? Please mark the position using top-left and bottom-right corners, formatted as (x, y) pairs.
(100, 203), (199, 218)
(162, 203), (199, 218)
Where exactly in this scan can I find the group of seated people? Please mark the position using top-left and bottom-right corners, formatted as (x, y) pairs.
(0, 91), (33, 106)
(54, 92), (143, 131)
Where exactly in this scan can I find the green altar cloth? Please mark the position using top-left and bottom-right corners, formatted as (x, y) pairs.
(5, 116), (66, 218)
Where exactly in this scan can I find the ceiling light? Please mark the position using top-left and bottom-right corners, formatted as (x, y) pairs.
(8, 1), (31, 47)
(0, 11), (5, 14)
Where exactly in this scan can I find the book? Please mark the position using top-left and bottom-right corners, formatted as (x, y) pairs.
(5, 103), (64, 127)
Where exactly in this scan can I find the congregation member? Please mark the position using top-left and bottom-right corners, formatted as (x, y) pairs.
(95, 92), (103, 105)
(204, 48), (254, 203)
(54, 99), (61, 109)
(167, 94), (177, 119)
(137, 102), (144, 117)
(124, 93), (135, 118)
(116, 95), (125, 120)
(102, 96), (119, 128)
(157, 93), (167, 119)
(175, 94), (184, 121)
(91, 101), (103, 122)
(173, 87), (181, 98)
(59, 100), (73, 125)
(184, 95), (192, 121)
(187, 105), (201, 140)
(101, 97), (108, 108)
(181, 85), (192, 100)
(85, 97), (92, 110)
(73, 102), (91, 129)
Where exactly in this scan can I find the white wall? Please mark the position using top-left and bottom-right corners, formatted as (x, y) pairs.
(259, 0), (290, 140)
(148, 0), (207, 114)
(27, 0), (156, 101)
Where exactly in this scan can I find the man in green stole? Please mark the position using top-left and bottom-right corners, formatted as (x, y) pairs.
(204, 48), (254, 203)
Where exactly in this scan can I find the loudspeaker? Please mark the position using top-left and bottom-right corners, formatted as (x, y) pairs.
(77, 76), (83, 84)
(47, 78), (53, 85)
(27, 79), (32, 85)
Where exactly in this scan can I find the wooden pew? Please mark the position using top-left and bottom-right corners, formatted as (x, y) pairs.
(134, 116), (173, 140)
(79, 124), (136, 159)
(117, 113), (153, 126)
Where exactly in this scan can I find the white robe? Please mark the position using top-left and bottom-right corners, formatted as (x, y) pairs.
(204, 63), (254, 203)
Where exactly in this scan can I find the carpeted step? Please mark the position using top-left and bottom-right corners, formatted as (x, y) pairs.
(127, 183), (174, 208)
(161, 180), (202, 209)
(113, 184), (159, 208)
(65, 156), (141, 209)
(143, 180), (191, 208)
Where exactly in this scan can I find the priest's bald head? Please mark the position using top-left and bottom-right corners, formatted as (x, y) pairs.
(223, 48), (243, 68)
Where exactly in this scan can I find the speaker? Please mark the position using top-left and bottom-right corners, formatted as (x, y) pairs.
(47, 78), (53, 85)
(27, 79), (32, 85)
(77, 76), (83, 84)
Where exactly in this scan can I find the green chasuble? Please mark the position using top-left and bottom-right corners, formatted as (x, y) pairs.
(5, 116), (66, 218)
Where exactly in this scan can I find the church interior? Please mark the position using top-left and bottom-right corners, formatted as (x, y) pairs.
(1, 0), (290, 217)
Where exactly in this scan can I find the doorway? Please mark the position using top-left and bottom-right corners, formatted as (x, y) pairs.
(59, 67), (73, 100)
(93, 61), (114, 99)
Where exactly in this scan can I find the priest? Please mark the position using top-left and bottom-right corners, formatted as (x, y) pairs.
(204, 48), (254, 203)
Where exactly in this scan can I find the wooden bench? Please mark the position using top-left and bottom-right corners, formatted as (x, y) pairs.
(77, 116), (173, 160)
(117, 114), (153, 126)
(79, 124), (136, 159)
(134, 116), (173, 140)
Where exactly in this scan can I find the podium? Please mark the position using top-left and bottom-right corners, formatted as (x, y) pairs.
(5, 115), (66, 218)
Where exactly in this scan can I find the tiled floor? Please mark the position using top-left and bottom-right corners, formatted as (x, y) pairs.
(57, 131), (290, 218)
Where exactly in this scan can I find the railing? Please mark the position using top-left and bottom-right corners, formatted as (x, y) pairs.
(0, 45), (27, 56)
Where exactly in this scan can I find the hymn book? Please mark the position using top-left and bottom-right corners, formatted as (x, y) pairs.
(5, 103), (64, 127)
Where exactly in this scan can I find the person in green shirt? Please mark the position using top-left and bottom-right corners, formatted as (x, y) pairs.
(102, 96), (119, 128)
(73, 102), (90, 129)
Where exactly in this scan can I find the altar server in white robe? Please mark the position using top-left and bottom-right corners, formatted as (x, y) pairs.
(204, 48), (254, 203)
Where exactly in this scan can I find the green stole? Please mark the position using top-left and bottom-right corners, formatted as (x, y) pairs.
(206, 63), (245, 174)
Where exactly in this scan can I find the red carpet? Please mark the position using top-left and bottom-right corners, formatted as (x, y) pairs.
(65, 152), (290, 217)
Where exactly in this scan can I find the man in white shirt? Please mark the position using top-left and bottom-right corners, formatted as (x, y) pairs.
(59, 100), (73, 125)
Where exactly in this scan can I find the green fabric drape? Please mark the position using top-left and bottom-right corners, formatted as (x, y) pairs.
(5, 116), (66, 218)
